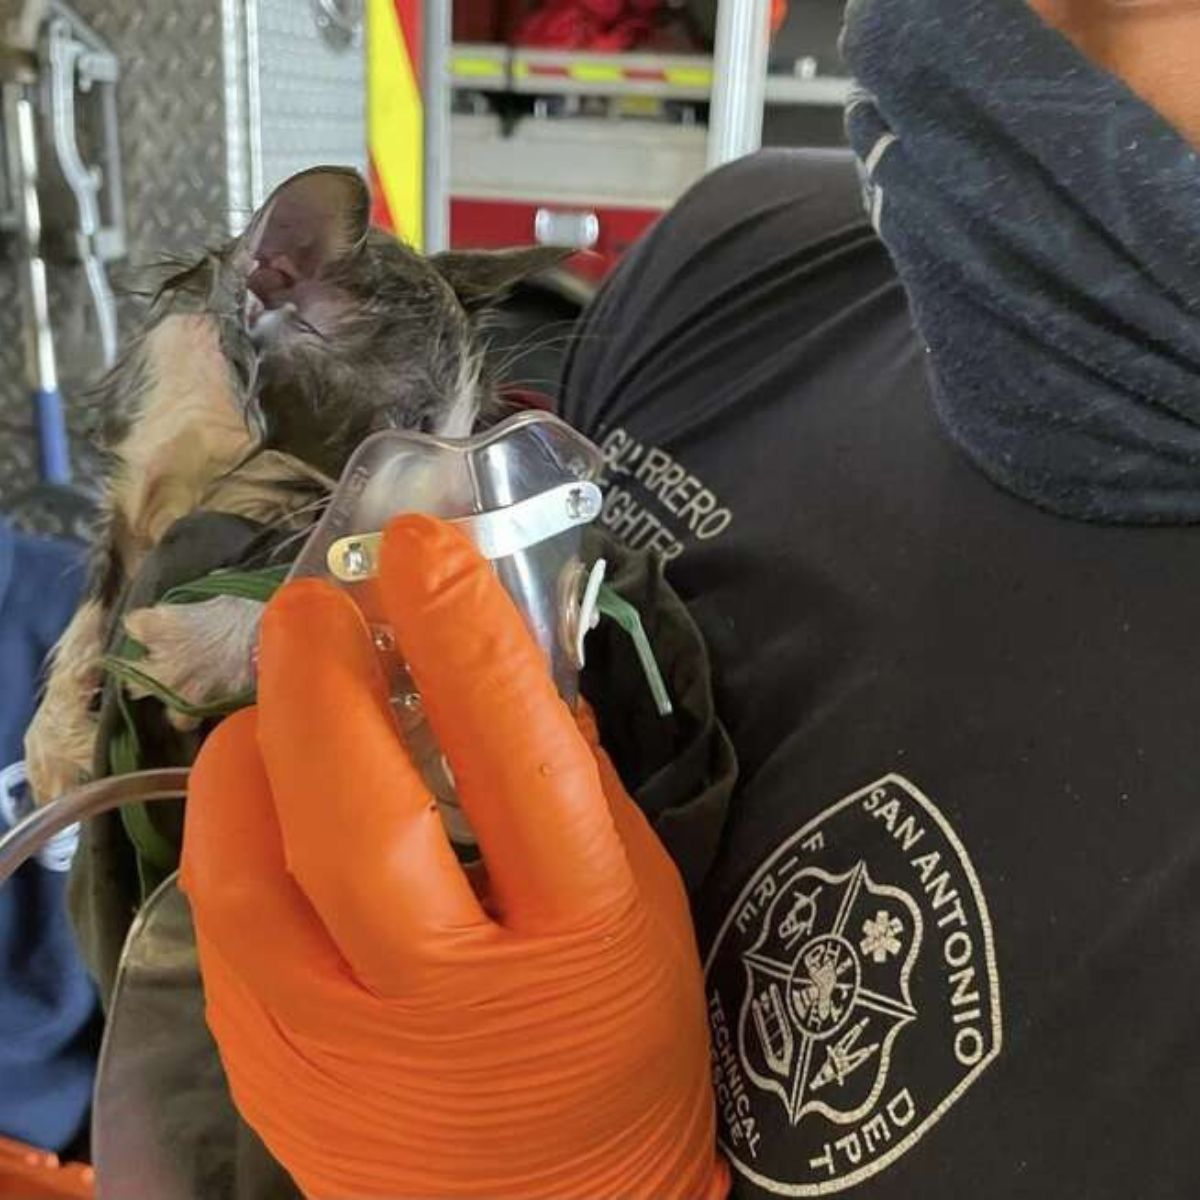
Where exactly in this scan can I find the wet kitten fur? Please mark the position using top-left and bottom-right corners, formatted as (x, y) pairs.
(25, 166), (563, 803)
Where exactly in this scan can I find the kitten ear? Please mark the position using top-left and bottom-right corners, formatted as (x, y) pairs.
(242, 166), (370, 278)
(432, 246), (571, 312)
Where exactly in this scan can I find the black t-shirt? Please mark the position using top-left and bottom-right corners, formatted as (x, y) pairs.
(562, 149), (1200, 1199)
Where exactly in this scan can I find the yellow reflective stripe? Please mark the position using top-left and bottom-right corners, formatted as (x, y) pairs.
(567, 63), (624, 83)
(368, 0), (423, 247)
(664, 66), (713, 87)
(508, 56), (712, 89)
(453, 56), (505, 79)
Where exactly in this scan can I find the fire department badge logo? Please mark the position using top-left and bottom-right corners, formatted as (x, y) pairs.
(705, 775), (1001, 1195)
(740, 862), (921, 1131)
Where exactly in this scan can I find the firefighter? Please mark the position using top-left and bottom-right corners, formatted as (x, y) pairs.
(182, 0), (1200, 1195)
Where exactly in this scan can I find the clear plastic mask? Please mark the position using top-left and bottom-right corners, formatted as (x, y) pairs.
(286, 409), (606, 844)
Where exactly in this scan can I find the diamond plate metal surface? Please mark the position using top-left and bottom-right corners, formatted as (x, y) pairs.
(78, 0), (230, 256)
(1, 0), (365, 535)
(254, 0), (366, 208)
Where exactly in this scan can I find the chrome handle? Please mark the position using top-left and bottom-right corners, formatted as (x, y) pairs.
(534, 208), (600, 251)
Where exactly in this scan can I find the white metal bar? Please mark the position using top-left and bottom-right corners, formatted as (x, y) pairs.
(450, 112), (707, 211)
(765, 73), (852, 107)
(221, 0), (252, 235)
(245, 0), (265, 208)
(707, 0), (771, 170)
(422, 0), (451, 253)
(4, 87), (57, 393)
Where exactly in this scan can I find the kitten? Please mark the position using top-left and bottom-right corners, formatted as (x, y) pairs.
(25, 165), (563, 803)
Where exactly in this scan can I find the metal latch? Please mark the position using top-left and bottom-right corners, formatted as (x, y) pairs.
(313, 0), (364, 49)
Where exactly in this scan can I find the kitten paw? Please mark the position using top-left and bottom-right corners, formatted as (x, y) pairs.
(121, 597), (264, 722)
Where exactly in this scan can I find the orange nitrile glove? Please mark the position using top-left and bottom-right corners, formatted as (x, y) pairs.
(180, 514), (729, 1200)
(0, 1137), (93, 1199)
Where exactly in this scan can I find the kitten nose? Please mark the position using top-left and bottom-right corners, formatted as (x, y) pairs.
(248, 303), (297, 347)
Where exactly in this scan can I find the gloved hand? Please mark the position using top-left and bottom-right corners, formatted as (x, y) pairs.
(180, 515), (728, 1200)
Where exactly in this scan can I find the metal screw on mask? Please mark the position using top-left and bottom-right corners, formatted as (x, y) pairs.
(566, 485), (601, 522)
(341, 540), (373, 580)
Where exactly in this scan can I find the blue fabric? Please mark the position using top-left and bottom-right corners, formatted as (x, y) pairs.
(842, 0), (1200, 522)
(0, 521), (98, 1152)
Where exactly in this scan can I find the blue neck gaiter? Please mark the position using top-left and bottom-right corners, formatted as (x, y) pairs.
(842, 0), (1200, 522)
